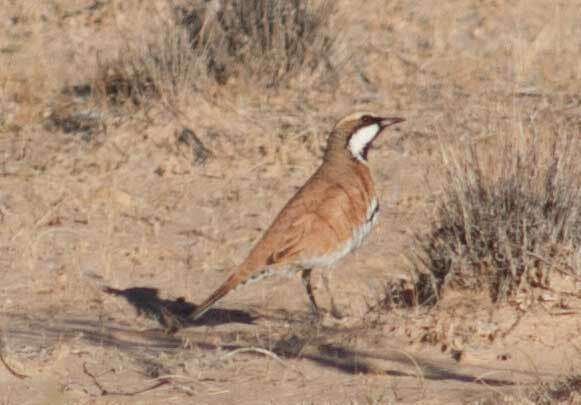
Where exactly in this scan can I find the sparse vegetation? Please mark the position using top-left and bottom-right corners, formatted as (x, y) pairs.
(89, 0), (340, 109)
(91, 20), (200, 108)
(485, 374), (581, 404)
(528, 375), (581, 404)
(410, 124), (581, 304)
(180, 0), (339, 86)
(3, 0), (581, 403)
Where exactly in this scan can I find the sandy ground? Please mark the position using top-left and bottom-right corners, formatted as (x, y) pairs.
(1, 0), (581, 404)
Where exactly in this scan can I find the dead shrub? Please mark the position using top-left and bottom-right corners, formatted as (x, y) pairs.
(87, 0), (340, 109)
(410, 123), (581, 305)
(91, 21), (200, 108)
(179, 0), (339, 87)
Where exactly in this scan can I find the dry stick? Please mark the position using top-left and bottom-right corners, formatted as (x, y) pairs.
(130, 374), (196, 397)
(0, 349), (28, 379)
(474, 371), (511, 397)
(500, 309), (526, 339)
(82, 363), (109, 396)
(11, 195), (66, 242)
(223, 347), (285, 365)
(392, 349), (426, 395)
(82, 363), (170, 397)
(526, 252), (581, 283)
(222, 347), (304, 377)
(149, 375), (197, 397)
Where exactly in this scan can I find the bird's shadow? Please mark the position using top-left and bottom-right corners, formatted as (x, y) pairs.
(102, 286), (255, 331)
(97, 287), (533, 389)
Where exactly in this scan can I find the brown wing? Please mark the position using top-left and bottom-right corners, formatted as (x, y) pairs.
(238, 180), (367, 277)
(189, 208), (317, 321)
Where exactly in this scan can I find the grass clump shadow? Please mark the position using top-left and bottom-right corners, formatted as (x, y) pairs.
(410, 122), (581, 305)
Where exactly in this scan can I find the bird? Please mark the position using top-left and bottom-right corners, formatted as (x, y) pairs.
(188, 112), (405, 323)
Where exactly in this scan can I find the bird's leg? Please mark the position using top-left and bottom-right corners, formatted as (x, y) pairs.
(160, 306), (183, 335)
(301, 269), (320, 318)
(322, 272), (343, 319)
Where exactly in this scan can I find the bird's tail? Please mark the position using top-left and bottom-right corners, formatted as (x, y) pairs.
(189, 271), (244, 320)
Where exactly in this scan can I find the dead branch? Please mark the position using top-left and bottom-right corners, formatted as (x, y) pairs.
(222, 346), (304, 377)
(82, 362), (170, 397)
(0, 349), (28, 379)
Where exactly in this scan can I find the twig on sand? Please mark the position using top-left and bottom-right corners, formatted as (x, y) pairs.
(223, 347), (286, 365)
(82, 363), (170, 397)
(0, 348), (28, 379)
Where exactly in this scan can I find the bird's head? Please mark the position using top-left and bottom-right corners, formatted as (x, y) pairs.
(326, 112), (405, 163)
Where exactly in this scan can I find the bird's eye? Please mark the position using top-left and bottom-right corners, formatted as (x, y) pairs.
(361, 115), (374, 124)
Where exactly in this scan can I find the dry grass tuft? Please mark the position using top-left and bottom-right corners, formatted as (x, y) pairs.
(410, 122), (581, 305)
(83, 0), (341, 111)
(528, 375), (581, 404)
(91, 21), (199, 109)
(179, 0), (339, 87)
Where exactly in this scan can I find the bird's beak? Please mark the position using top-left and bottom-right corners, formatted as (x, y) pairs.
(380, 117), (405, 128)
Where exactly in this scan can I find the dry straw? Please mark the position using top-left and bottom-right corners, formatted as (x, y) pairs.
(92, 0), (341, 109)
(411, 121), (581, 304)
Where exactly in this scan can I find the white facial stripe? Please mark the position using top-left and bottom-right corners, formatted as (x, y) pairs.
(348, 123), (381, 161)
